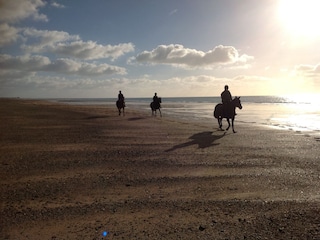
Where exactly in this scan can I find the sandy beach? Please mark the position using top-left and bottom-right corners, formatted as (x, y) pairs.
(1, 98), (320, 239)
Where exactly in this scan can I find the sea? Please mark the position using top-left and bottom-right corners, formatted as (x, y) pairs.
(51, 95), (320, 136)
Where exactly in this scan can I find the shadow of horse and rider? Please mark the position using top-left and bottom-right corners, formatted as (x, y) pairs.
(165, 131), (227, 152)
(117, 95), (242, 133)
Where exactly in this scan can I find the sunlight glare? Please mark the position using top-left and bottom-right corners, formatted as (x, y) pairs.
(278, 0), (320, 38)
(284, 93), (319, 105)
(272, 93), (320, 132)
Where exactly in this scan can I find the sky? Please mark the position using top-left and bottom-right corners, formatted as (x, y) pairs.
(1, 0), (320, 98)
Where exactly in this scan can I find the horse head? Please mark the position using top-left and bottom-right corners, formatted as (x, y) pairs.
(233, 96), (242, 109)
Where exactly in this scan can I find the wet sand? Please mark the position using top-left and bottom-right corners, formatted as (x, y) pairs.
(1, 98), (320, 239)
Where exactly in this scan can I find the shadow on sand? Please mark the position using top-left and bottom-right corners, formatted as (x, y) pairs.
(127, 117), (147, 121)
(86, 115), (109, 120)
(165, 131), (226, 152)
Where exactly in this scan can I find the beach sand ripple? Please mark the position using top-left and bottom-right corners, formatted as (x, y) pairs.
(1, 99), (320, 239)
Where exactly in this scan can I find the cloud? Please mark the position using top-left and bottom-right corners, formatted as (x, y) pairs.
(295, 64), (320, 78)
(132, 44), (253, 68)
(0, 23), (20, 46)
(0, 54), (50, 71)
(21, 28), (80, 52)
(46, 58), (127, 76)
(233, 75), (271, 82)
(169, 9), (178, 15)
(53, 41), (135, 60)
(0, 70), (36, 84)
(0, 54), (127, 77)
(51, 1), (65, 8)
(21, 28), (135, 60)
(0, 0), (48, 23)
(0, 69), (277, 98)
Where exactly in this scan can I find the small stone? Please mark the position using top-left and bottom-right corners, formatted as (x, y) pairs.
(199, 225), (206, 231)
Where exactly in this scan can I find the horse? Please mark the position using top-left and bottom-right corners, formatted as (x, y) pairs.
(213, 97), (242, 133)
(116, 99), (125, 116)
(150, 97), (162, 117)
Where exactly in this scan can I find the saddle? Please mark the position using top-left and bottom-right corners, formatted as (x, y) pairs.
(222, 103), (234, 118)
(153, 97), (161, 109)
(117, 99), (125, 107)
(153, 101), (160, 109)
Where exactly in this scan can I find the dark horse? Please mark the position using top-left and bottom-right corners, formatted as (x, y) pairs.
(116, 99), (125, 116)
(213, 97), (242, 133)
(150, 98), (162, 117)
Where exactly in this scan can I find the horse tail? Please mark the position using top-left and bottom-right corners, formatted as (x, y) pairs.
(214, 104), (222, 118)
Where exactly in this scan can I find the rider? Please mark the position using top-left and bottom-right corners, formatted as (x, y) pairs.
(153, 92), (161, 109)
(118, 90), (125, 105)
(221, 85), (233, 116)
(118, 91), (124, 101)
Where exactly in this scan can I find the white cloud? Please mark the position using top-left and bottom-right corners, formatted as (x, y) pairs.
(51, 1), (65, 8)
(107, 75), (231, 97)
(169, 9), (178, 15)
(295, 64), (320, 78)
(53, 41), (135, 60)
(0, 70), (36, 84)
(0, 0), (48, 23)
(0, 54), (127, 76)
(233, 75), (271, 82)
(45, 58), (127, 76)
(0, 54), (51, 71)
(133, 44), (253, 68)
(22, 28), (80, 52)
(0, 68), (280, 98)
(0, 23), (19, 46)
(21, 28), (135, 60)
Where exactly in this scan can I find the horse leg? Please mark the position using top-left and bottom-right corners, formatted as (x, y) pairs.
(218, 117), (223, 130)
(232, 117), (236, 133)
(159, 108), (162, 117)
(123, 107), (125, 116)
(118, 108), (121, 116)
(226, 118), (231, 131)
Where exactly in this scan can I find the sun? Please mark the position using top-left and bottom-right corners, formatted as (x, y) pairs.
(278, 0), (320, 38)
